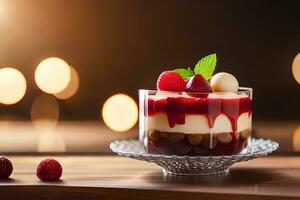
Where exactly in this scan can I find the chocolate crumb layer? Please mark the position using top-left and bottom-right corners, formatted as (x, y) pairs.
(147, 129), (251, 156)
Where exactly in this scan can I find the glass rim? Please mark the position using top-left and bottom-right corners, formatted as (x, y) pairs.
(139, 87), (252, 95)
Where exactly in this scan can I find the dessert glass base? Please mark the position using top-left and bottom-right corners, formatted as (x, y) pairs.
(162, 165), (230, 176)
(110, 138), (279, 175)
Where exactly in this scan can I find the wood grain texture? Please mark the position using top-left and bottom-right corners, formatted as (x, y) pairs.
(0, 155), (300, 200)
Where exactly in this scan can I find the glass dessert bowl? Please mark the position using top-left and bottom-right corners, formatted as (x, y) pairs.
(139, 88), (252, 156)
(110, 53), (276, 176)
(139, 53), (253, 156)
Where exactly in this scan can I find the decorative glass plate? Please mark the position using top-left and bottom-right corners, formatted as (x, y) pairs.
(110, 138), (279, 175)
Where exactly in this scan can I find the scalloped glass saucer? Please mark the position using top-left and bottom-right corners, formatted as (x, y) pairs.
(110, 138), (279, 175)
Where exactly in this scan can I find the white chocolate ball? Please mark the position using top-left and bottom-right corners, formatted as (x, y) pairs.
(210, 72), (239, 93)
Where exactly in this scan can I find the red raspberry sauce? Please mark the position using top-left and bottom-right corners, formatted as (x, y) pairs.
(147, 96), (252, 132)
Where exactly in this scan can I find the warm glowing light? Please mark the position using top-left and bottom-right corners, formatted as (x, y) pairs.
(54, 66), (79, 99)
(292, 53), (300, 85)
(293, 127), (300, 152)
(31, 94), (59, 131)
(37, 132), (66, 152)
(31, 94), (65, 152)
(35, 57), (71, 94)
(102, 94), (138, 132)
(0, 1), (7, 24)
(0, 67), (26, 105)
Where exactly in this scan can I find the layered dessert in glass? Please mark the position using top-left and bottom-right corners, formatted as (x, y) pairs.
(139, 53), (252, 156)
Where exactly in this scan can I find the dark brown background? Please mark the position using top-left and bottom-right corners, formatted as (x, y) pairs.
(1, 0), (300, 121)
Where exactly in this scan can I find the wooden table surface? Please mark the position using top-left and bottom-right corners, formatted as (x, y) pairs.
(1, 155), (300, 200)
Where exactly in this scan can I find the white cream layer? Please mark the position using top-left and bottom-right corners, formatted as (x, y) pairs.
(147, 113), (251, 134)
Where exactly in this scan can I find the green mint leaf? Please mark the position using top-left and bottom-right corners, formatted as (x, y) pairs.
(173, 68), (194, 79)
(194, 53), (217, 80)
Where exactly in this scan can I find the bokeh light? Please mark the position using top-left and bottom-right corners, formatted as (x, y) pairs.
(292, 53), (300, 85)
(54, 66), (79, 99)
(0, 0), (10, 25)
(31, 94), (65, 152)
(0, 67), (27, 105)
(102, 94), (138, 132)
(37, 132), (66, 152)
(31, 94), (59, 131)
(293, 127), (300, 152)
(35, 57), (71, 94)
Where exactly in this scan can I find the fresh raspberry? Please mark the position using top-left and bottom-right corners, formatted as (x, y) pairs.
(156, 71), (185, 91)
(37, 158), (62, 181)
(0, 156), (13, 178)
(185, 74), (212, 93)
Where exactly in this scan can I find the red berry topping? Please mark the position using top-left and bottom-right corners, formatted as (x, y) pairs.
(157, 71), (185, 91)
(37, 158), (62, 181)
(0, 156), (13, 178)
(185, 74), (212, 93)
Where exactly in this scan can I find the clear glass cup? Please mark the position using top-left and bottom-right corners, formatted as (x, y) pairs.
(139, 88), (252, 156)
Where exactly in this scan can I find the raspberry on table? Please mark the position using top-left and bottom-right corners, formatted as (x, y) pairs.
(36, 158), (63, 181)
(0, 156), (13, 178)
